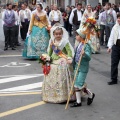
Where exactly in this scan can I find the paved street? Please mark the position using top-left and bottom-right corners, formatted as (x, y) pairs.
(0, 16), (120, 120)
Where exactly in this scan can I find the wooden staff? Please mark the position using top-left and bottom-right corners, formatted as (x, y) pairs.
(65, 39), (87, 110)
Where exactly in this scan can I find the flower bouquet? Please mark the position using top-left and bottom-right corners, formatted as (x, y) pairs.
(83, 17), (96, 28)
(39, 54), (53, 75)
(83, 17), (100, 40)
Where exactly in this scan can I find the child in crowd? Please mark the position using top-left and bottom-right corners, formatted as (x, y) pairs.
(42, 24), (74, 103)
(71, 28), (95, 107)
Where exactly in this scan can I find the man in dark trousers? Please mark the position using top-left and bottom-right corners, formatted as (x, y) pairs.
(69, 3), (83, 43)
(107, 13), (120, 85)
(105, 2), (117, 48)
(2, 3), (16, 50)
(12, 5), (21, 46)
(19, 3), (31, 41)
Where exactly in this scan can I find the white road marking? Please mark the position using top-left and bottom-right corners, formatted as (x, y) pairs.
(0, 82), (42, 92)
(0, 62), (31, 67)
(0, 74), (44, 93)
(0, 74), (43, 84)
(0, 55), (22, 58)
(0, 90), (42, 94)
(0, 74), (43, 78)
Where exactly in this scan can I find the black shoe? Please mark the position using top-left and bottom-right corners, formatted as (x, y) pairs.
(87, 93), (95, 105)
(70, 102), (82, 107)
(108, 81), (117, 85)
(4, 47), (8, 51)
(17, 43), (21, 46)
(12, 48), (16, 50)
(105, 46), (108, 48)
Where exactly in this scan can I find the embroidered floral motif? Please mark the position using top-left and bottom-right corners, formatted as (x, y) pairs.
(42, 59), (73, 103)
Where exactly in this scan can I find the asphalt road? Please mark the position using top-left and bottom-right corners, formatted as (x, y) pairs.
(0, 18), (120, 120)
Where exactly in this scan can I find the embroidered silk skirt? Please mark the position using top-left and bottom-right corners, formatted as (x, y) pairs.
(89, 35), (100, 54)
(22, 26), (49, 59)
(42, 58), (74, 103)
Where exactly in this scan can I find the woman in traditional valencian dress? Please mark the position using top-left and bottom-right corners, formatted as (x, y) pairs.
(42, 24), (74, 103)
(79, 5), (100, 53)
(22, 4), (50, 59)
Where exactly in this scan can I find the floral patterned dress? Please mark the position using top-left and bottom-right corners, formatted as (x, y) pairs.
(42, 42), (74, 103)
(79, 10), (100, 53)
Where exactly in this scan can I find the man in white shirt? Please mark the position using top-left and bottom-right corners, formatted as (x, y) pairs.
(19, 3), (31, 41)
(49, 4), (63, 26)
(69, 3), (83, 43)
(98, 6), (107, 45)
(12, 5), (21, 46)
(107, 13), (120, 85)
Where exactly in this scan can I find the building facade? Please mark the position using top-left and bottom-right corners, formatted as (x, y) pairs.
(0, 0), (120, 7)
(43, 0), (120, 8)
(99, 0), (120, 5)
